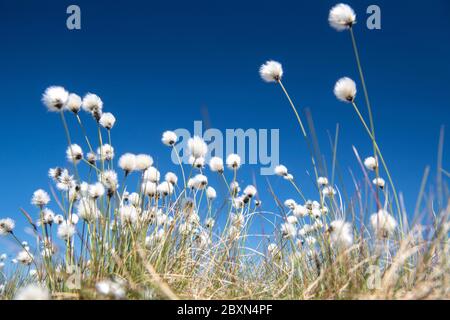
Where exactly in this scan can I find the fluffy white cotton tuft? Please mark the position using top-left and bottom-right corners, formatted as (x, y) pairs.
(31, 189), (50, 207)
(0, 218), (15, 235)
(88, 182), (105, 199)
(165, 172), (178, 185)
(99, 112), (116, 130)
(82, 93), (103, 113)
(143, 167), (160, 183)
(370, 209), (397, 238)
(135, 154), (153, 171)
(162, 131), (178, 146)
(65, 93), (82, 113)
(14, 284), (50, 300)
(118, 153), (136, 174)
(209, 156), (224, 173)
(192, 174), (208, 189)
(206, 186), (217, 199)
(284, 199), (297, 210)
(157, 181), (174, 196)
(259, 60), (283, 83)
(188, 136), (208, 159)
(42, 86), (69, 112)
(243, 185), (257, 198)
(57, 221), (75, 240)
(328, 3), (356, 31)
(97, 144), (115, 161)
(334, 77), (357, 102)
(141, 181), (157, 197)
(364, 156), (378, 171)
(226, 153), (241, 170)
(329, 220), (353, 248)
(281, 223), (297, 239)
(317, 177), (329, 186)
(373, 177), (385, 189)
(66, 144), (83, 163)
(274, 165), (288, 176)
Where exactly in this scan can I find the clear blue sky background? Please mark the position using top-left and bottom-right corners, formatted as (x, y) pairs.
(0, 0), (449, 251)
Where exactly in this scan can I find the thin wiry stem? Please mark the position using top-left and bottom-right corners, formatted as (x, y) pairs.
(75, 114), (94, 153)
(172, 144), (186, 189)
(277, 80), (307, 137)
(276, 79), (322, 199)
(349, 27), (381, 209)
(351, 101), (402, 230)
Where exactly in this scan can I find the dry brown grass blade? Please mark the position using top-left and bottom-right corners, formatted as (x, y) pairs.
(137, 247), (179, 300)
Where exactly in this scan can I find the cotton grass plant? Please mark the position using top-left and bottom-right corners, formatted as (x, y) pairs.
(0, 3), (449, 300)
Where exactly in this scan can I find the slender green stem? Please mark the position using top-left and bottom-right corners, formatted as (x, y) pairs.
(75, 114), (94, 153)
(351, 102), (402, 225)
(349, 27), (381, 209)
(278, 80), (307, 137)
(172, 144), (186, 189)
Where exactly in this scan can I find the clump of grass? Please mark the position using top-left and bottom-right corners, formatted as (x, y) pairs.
(0, 3), (449, 300)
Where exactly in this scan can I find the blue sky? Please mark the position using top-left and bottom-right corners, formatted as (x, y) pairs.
(0, 0), (449, 250)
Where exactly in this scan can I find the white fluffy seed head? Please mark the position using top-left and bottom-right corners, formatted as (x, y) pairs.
(322, 186), (336, 197)
(77, 200), (100, 223)
(188, 136), (208, 159)
(100, 170), (119, 192)
(230, 181), (240, 194)
(205, 217), (215, 229)
(14, 284), (50, 300)
(99, 112), (116, 130)
(209, 156), (224, 173)
(143, 167), (160, 183)
(42, 208), (55, 225)
(16, 250), (34, 265)
(162, 131), (178, 146)
(287, 215), (298, 225)
(97, 144), (115, 161)
(284, 199), (297, 210)
(0, 218), (15, 235)
(364, 156), (378, 171)
(281, 223), (297, 239)
(189, 156), (205, 168)
(259, 60), (283, 83)
(31, 189), (50, 207)
(57, 221), (75, 240)
(328, 220), (353, 248)
(86, 152), (97, 164)
(206, 186), (217, 199)
(334, 77), (357, 102)
(118, 153), (137, 174)
(164, 172), (178, 185)
(82, 93), (103, 113)
(88, 182), (105, 199)
(293, 205), (308, 218)
(370, 209), (397, 238)
(66, 93), (82, 113)
(141, 181), (157, 197)
(66, 144), (83, 163)
(274, 165), (288, 176)
(157, 181), (174, 196)
(42, 86), (69, 112)
(135, 154), (153, 171)
(243, 185), (257, 198)
(328, 3), (356, 31)
(226, 153), (241, 170)
(373, 177), (386, 189)
(119, 205), (138, 226)
(317, 177), (329, 186)
(193, 174), (208, 189)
